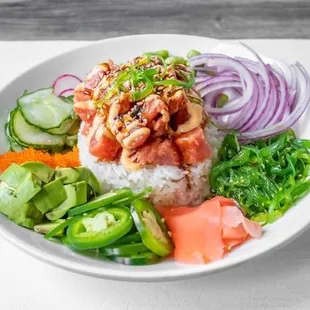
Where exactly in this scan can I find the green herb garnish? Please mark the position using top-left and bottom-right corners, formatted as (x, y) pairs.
(97, 53), (194, 106)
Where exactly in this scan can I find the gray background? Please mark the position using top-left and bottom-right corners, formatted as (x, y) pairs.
(0, 0), (310, 40)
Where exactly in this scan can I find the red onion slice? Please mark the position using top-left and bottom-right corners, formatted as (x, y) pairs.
(191, 44), (310, 141)
(190, 55), (254, 116)
(239, 63), (310, 141)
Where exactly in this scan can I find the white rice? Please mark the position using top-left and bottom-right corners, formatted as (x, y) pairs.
(78, 125), (223, 205)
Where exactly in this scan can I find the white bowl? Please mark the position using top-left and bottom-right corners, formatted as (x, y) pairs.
(0, 34), (309, 282)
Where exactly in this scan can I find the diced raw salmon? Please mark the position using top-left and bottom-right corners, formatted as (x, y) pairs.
(175, 127), (212, 164)
(141, 94), (169, 136)
(89, 124), (121, 161)
(84, 64), (111, 93)
(73, 95), (97, 123)
(119, 93), (132, 114)
(81, 122), (92, 136)
(162, 88), (187, 115)
(74, 89), (92, 102)
(115, 122), (151, 150)
(131, 139), (181, 166)
(170, 107), (191, 131)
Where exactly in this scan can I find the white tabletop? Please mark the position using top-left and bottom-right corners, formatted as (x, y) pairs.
(1, 39), (310, 310)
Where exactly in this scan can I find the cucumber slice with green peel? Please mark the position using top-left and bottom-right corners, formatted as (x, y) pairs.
(66, 95), (74, 101)
(68, 119), (81, 135)
(6, 115), (20, 145)
(9, 141), (24, 152)
(5, 122), (24, 152)
(18, 88), (73, 130)
(46, 118), (74, 135)
(59, 96), (74, 104)
(10, 109), (66, 149)
(66, 134), (78, 147)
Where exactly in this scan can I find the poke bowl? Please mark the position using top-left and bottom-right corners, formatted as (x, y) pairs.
(0, 34), (309, 281)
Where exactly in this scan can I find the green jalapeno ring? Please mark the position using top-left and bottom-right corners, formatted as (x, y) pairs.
(66, 206), (133, 250)
(113, 232), (142, 245)
(130, 199), (173, 257)
(68, 187), (133, 217)
(108, 251), (161, 266)
(99, 242), (149, 256)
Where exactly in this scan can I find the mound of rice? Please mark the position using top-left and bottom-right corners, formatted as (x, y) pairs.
(78, 125), (223, 206)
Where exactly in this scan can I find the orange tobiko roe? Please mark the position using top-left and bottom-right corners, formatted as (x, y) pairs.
(0, 147), (80, 172)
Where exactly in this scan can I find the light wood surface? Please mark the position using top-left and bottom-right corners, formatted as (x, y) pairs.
(0, 0), (310, 40)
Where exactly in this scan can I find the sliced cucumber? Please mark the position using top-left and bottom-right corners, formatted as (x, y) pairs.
(9, 141), (24, 152)
(66, 134), (78, 147)
(5, 117), (24, 152)
(47, 118), (74, 135)
(60, 96), (74, 104)
(18, 88), (73, 130)
(10, 109), (66, 149)
(68, 119), (80, 135)
(6, 113), (15, 142)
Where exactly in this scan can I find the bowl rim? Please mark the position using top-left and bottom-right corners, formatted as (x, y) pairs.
(0, 34), (310, 282)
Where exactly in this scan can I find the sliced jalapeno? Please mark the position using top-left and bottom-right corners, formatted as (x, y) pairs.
(113, 232), (142, 245)
(130, 199), (173, 257)
(66, 206), (133, 250)
(108, 251), (161, 266)
(45, 216), (80, 239)
(99, 242), (148, 256)
(68, 187), (133, 217)
(61, 234), (80, 251)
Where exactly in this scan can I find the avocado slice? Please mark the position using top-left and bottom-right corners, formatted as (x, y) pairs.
(46, 181), (88, 221)
(46, 184), (77, 221)
(32, 179), (67, 214)
(0, 163), (29, 188)
(75, 167), (102, 195)
(10, 201), (43, 228)
(0, 163), (41, 202)
(74, 181), (88, 205)
(55, 167), (80, 184)
(21, 162), (55, 183)
(0, 182), (42, 228)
